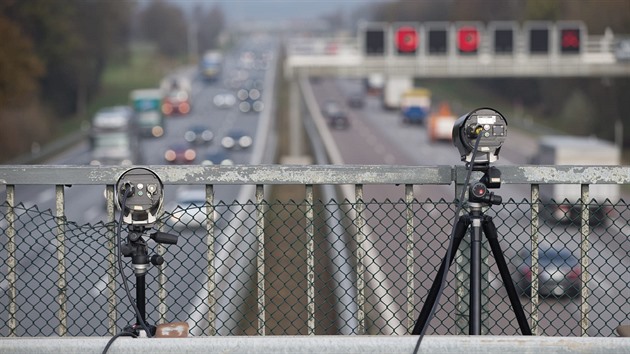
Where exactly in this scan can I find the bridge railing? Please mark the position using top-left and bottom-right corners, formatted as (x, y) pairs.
(1, 164), (629, 337)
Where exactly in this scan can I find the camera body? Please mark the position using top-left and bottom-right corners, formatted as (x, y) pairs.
(452, 108), (507, 163)
(116, 167), (163, 225)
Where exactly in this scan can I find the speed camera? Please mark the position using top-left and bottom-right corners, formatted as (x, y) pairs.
(116, 167), (164, 225)
(452, 108), (507, 163)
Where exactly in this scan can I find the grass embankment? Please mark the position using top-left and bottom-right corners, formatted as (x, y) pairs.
(58, 43), (181, 136)
(88, 43), (180, 117)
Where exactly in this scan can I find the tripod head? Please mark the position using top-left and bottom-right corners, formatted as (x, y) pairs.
(121, 224), (178, 276)
(468, 164), (502, 206)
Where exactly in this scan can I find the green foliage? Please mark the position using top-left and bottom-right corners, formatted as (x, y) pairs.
(368, 0), (630, 148)
(197, 4), (226, 53)
(526, 0), (562, 20)
(559, 89), (595, 135)
(139, 0), (188, 58)
(1, 0), (134, 117)
(0, 15), (44, 106)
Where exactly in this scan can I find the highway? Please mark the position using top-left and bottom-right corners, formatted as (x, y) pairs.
(1, 43), (628, 338)
(0, 37), (278, 336)
(307, 77), (629, 336)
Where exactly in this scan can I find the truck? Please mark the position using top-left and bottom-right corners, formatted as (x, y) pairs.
(400, 88), (432, 124)
(130, 89), (165, 138)
(364, 73), (385, 95)
(382, 76), (413, 110)
(534, 135), (620, 225)
(89, 106), (141, 166)
(427, 102), (456, 141)
(199, 50), (223, 81)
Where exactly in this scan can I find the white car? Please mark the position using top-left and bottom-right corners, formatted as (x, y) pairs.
(213, 93), (236, 108)
(221, 130), (253, 150)
(165, 188), (223, 230)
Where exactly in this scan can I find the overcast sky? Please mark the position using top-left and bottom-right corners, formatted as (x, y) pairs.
(168, 0), (387, 22)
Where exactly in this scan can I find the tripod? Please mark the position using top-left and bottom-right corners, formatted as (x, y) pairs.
(120, 224), (178, 337)
(412, 166), (532, 336)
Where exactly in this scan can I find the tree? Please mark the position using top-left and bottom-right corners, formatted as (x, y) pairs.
(3, 0), (133, 117)
(140, 0), (188, 58)
(0, 12), (49, 162)
(198, 4), (225, 53)
(0, 14), (44, 106)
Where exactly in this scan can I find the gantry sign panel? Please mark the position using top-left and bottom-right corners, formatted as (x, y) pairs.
(360, 21), (586, 58)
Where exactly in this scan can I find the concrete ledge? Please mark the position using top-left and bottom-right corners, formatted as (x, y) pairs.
(1, 336), (629, 354)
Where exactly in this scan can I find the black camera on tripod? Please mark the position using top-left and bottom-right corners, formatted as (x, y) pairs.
(413, 107), (532, 337)
(115, 167), (179, 337)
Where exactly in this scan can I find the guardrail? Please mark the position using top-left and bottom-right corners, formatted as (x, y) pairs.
(1, 164), (629, 338)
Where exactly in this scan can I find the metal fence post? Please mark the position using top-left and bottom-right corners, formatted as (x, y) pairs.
(455, 174), (469, 334)
(355, 184), (366, 335)
(305, 184), (315, 335)
(530, 184), (540, 335)
(205, 184), (216, 336)
(580, 184), (591, 336)
(405, 184), (415, 331)
(105, 185), (117, 335)
(157, 200), (167, 325)
(55, 185), (67, 336)
(5, 185), (17, 336)
(256, 184), (266, 335)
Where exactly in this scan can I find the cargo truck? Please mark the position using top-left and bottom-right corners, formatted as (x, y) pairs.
(400, 88), (431, 124)
(89, 106), (141, 166)
(533, 135), (620, 225)
(382, 76), (413, 110)
(130, 89), (165, 138)
(200, 50), (223, 81)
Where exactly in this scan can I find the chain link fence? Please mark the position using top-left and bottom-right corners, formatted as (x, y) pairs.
(2, 188), (628, 337)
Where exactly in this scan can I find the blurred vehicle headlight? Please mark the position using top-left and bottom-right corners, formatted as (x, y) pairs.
(222, 136), (236, 149)
(239, 136), (253, 148)
(165, 150), (176, 162)
(184, 149), (196, 161)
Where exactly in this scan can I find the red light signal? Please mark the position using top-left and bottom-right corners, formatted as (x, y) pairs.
(395, 26), (418, 54)
(458, 27), (479, 54)
(560, 28), (581, 54)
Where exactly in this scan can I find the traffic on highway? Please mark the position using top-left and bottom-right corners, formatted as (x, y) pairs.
(1, 0), (629, 346)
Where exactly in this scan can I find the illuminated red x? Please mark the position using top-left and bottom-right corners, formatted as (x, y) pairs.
(458, 27), (479, 53)
(562, 29), (580, 49)
(396, 26), (418, 53)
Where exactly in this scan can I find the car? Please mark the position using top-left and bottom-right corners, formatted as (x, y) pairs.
(322, 100), (343, 118)
(162, 89), (191, 116)
(164, 188), (225, 230)
(201, 149), (234, 166)
(328, 110), (350, 129)
(184, 125), (214, 145)
(513, 245), (581, 298)
(236, 87), (264, 113)
(614, 39), (630, 61)
(347, 93), (365, 108)
(321, 100), (350, 129)
(164, 142), (196, 164)
(221, 130), (253, 149)
(213, 93), (236, 108)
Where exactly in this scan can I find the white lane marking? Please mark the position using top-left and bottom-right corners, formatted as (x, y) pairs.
(90, 274), (109, 297)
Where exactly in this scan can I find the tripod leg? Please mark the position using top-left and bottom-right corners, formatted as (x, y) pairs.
(411, 215), (470, 335)
(482, 215), (532, 335)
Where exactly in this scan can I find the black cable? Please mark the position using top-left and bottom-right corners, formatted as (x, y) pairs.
(412, 134), (483, 354)
(101, 331), (137, 354)
(101, 187), (153, 354)
(117, 188), (153, 338)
